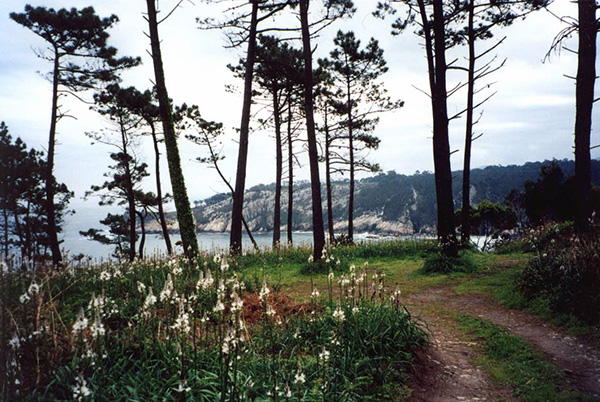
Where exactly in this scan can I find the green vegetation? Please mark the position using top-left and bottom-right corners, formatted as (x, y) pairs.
(0, 243), (426, 401)
(453, 314), (594, 402)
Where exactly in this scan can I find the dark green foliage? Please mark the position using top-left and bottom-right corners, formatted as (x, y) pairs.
(0, 122), (72, 260)
(421, 251), (477, 274)
(518, 223), (600, 325)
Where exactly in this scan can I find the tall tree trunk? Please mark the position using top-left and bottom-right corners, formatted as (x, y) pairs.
(150, 124), (173, 254)
(287, 89), (294, 245)
(461, 0), (476, 247)
(230, 0), (260, 255)
(120, 117), (136, 262)
(574, 0), (596, 234)
(2, 208), (8, 259)
(46, 48), (62, 266)
(324, 108), (335, 244)
(431, 0), (458, 257)
(347, 79), (355, 244)
(273, 87), (283, 249)
(299, 0), (326, 260)
(146, 0), (199, 259)
(137, 211), (146, 259)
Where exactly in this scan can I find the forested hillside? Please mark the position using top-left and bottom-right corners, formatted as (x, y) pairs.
(157, 159), (600, 235)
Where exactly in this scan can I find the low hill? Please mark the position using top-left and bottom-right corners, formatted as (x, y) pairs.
(155, 159), (599, 235)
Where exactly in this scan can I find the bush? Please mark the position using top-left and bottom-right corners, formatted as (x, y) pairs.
(518, 226), (600, 325)
(421, 251), (477, 274)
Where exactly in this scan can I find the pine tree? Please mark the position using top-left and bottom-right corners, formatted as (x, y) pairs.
(10, 5), (139, 266)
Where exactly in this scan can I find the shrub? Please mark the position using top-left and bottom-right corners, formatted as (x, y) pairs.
(518, 226), (600, 325)
(421, 251), (477, 274)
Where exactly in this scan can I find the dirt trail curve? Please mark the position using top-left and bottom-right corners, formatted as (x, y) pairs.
(405, 287), (600, 401)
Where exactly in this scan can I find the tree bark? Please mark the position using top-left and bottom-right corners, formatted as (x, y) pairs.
(325, 108), (335, 244)
(574, 0), (597, 234)
(431, 0), (458, 257)
(146, 0), (199, 258)
(137, 211), (146, 259)
(299, 0), (326, 260)
(273, 87), (283, 249)
(150, 124), (173, 254)
(347, 78), (355, 244)
(461, 0), (476, 247)
(120, 116), (137, 262)
(230, 0), (260, 255)
(287, 88), (294, 245)
(46, 48), (62, 266)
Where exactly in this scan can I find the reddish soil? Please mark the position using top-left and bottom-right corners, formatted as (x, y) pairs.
(404, 287), (600, 402)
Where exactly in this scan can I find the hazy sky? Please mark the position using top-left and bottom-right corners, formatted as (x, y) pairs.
(0, 0), (598, 213)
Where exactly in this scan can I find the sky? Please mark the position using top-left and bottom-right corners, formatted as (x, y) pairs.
(0, 0), (598, 216)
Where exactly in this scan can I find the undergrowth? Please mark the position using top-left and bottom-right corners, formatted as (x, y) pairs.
(0, 249), (426, 402)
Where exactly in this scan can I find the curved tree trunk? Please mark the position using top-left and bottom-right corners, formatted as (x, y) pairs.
(146, 0), (199, 259)
(46, 49), (62, 267)
(574, 0), (596, 234)
(299, 0), (326, 260)
(150, 124), (173, 254)
(136, 211), (146, 259)
(230, 0), (260, 255)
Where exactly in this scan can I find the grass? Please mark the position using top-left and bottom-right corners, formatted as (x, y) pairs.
(452, 313), (597, 402)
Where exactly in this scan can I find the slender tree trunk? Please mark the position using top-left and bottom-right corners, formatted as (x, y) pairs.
(46, 49), (62, 266)
(431, 0), (458, 257)
(2, 208), (8, 259)
(273, 87), (283, 249)
(120, 117), (136, 262)
(574, 0), (596, 234)
(299, 0), (326, 260)
(11, 208), (24, 260)
(230, 0), (260, 255)
(137, 211), (146, 259)
(146, 0), (199, 258)
(150, 124), (173, 254)
(461, 0), (476, 247)
(347, 79), (355, 244)
(287, 89), (294, 245)
(324, 109), (335, 244)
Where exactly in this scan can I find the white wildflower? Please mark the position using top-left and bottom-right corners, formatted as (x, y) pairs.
(311, 286), (320, 299)
(28, 282), (40, 295)
(72, 373), (91, 401)
(19, 293), (30, 303)
(99, 270), (111, 281)
(8, 333), (20, 349)
(319, 347), (330, 362)
(160, 274), (173, 302)
(137, 281), (146, 293)
(72, 308), (89, 335)
(332, 304), (345, 322)
(259, 281), (270, 302)
(89, 311), (105, 339)
(294, 369), (306, 384)
(266, 304), (276, 317)
(143, 288), (157, 309)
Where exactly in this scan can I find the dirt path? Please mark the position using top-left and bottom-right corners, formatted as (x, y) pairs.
(406, 303), (519, 402)
(404, 286), (600, 401)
